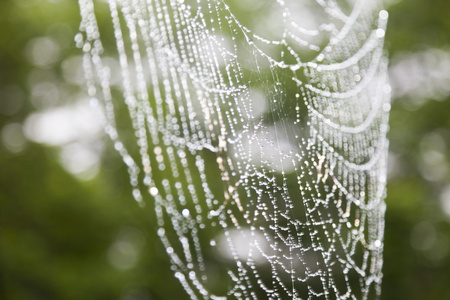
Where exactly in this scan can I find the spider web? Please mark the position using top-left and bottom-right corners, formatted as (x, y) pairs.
(77, 0), (390, 298)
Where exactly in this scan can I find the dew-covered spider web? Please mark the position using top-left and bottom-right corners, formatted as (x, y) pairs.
(77, 0), (390, 298)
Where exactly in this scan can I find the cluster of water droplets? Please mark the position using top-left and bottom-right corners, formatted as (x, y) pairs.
(78, 0), (390, 298)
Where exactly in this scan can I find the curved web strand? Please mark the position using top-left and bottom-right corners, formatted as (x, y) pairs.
(77, 0), (390, 298)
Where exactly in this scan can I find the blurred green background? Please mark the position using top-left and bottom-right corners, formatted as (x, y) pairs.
(1, 0), (450, 299)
